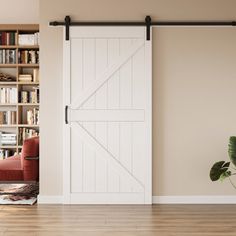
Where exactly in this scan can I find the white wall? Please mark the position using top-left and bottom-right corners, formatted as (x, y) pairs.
(39, 0), (236, 200)
(0, 0), (39, 23)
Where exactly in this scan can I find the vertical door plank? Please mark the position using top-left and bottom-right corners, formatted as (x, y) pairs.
(119, 39), (133, 192)
(70, 39), (83, 193)
(132, 44), (146, 186)
(83, 39), (96, 192)
(95, 39), (108, 192)
(107, 39), (120, 192)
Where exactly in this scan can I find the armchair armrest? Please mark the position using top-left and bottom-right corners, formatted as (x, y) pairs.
(25, 156), (39, 160)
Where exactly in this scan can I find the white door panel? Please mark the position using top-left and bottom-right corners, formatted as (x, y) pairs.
(63, 27), (152, 204)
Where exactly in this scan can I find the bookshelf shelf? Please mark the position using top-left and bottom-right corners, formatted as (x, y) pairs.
(18, 103), (39, 106)
(0, 45), (17, 49)
(18, 64), (39, 67)
(0, 24), (40, 157)
(0, 64), (17, 68)
(18, 82), (39, 85)
(0, 146), (17, 149)
(18, 45), (39, 49)
(0, 64), (39, 68)
(18, 125), (39, 128)
(0, 82), (17, 85)
(0, 103), (17, 106)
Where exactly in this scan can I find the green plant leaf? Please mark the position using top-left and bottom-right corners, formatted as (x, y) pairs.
(220, 171), (232, 181)
(210, 161), (230, 181)
(228, 136), (236, 167)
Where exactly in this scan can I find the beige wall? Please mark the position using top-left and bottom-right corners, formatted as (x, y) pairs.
(39, 0), (236, 197)
(0, 0), (39, 23)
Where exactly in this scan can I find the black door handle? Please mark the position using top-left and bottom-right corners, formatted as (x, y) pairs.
(65, 105), (68, 124)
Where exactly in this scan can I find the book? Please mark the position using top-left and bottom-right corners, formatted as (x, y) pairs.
(0, 49), (16, 64)
(26, 108), (39, 125)
(0, 111), (16, 124)
(33, 69), (39, 82)
(18, 128), (39, 145)
(18, 32), (39, 46)
(0, 87), (17, 104)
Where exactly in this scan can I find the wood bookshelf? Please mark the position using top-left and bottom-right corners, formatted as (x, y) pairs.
(0, 24), (39, 158)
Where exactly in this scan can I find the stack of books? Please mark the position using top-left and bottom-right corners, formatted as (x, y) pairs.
(0, 132), (17, 146)
(19, 74), (32, 82)
(0, 49), (16, 64)
(27, 108), (39, 125)
(18, 128), (38, 145)
(0, 87), (17, 104)
(0, 32), (17, 45)
(0, 111), (17, 125)
(18, 32), (39, 46)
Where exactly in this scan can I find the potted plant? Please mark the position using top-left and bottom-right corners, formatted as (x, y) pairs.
(210, 136), (236, 188)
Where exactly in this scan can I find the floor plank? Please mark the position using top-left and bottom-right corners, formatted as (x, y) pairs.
(0, 204), (236, 235)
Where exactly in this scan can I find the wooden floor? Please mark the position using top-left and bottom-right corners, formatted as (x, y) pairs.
(0, 204), (236, 235)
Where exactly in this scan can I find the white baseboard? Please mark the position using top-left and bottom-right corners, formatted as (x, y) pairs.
(152, 195), (236, 204)
(37, 195), (63, 204)
(37, 195), (236, 204)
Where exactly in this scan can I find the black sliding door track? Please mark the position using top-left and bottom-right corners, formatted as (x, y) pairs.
(49, 15), (236, 40)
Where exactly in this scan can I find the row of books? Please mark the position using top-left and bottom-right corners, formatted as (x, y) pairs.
(18, 128), (39, 145)
(0, 32), (17, 45)
(18, 33), (39, 46)
(0, 111), (16, 125)
(0, 87), (17, 104)
(0, 32), (39, 46)
(0, 132), (17, 146)
(18, 50), (39, 64)
(0, 49), (16, 64)
(27, 108), (39, 125)
(19, 69), (39, 82)
(20, 88), (39, 104)
(0, 149), (15, 160)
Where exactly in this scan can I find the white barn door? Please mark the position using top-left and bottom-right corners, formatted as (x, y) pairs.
(63, 27), (152, 204)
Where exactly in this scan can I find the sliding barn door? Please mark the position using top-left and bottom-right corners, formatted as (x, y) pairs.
(63, 27), (152, 204)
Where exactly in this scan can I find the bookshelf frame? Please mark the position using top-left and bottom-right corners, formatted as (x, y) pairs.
(0, 24), (39, 156)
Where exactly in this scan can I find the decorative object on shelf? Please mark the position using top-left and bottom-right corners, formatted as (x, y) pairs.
(0, 72), (16, 82)
(210, 136), (236, 189)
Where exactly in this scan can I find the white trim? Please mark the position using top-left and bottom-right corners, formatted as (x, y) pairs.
(152, 195), (236, 204)
(63, 28), (71, 204)
(38, 195), (236, 204)
(37, 195), (63, 204)
(70, 193), (144, 204)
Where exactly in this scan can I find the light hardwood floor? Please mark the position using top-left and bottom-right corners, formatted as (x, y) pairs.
(0, 204), (236, 236)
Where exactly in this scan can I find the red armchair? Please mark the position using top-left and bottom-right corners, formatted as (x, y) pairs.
(0, 137), (39, 182)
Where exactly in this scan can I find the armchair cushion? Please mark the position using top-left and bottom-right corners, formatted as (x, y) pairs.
(0, 156), (23, 180)
(21, 136), (39, 181)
